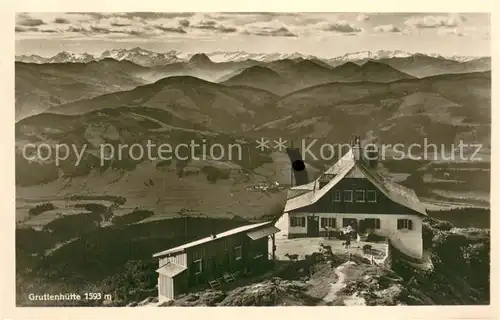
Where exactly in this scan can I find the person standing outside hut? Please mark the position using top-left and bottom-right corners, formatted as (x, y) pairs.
(350, 221), (357, 236)
(323, 226), (331, 240)
(345, 232), (351, 249)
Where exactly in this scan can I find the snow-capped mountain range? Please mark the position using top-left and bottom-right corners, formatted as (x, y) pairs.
(325, 50), (478, 63)
(15, 47), (486, 66)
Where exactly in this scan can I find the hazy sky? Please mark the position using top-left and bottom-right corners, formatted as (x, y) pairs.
(15, 12), (491, 57)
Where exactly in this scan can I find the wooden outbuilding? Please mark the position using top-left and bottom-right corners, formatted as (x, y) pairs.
(153, 221), (280, 302)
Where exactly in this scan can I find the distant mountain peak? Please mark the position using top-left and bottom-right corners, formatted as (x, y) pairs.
(338, 61), (360, 68)
(128, 47), (153, 55)
(189, 53), (213, 64)
(154, 75), (212, 87)
(294, 59), (331, 71)
(47, 51), (94, 64)
(229, 66), (282, 82)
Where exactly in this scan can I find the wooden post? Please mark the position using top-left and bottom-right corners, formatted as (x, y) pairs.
(290, 141), (294, 187)
(271, 234), (276, 260)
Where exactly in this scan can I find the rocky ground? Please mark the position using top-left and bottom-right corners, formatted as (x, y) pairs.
(127, 216), (490, 307)
(146, 252), (413, 307)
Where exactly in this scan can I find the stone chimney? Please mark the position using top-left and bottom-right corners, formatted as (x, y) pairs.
(351, 135), (361, 161)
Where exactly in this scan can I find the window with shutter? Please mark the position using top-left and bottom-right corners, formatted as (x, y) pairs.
(330, 218), (336, 228)
(375, 219), (381, 229)
(290, 216), (304, 227)
(397, 219), (411, 230)
(301, 217), (306, 227)
(321, 218), (335, 228)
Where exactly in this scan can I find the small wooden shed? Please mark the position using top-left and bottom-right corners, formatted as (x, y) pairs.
(157, 262), (188, 300)
(153, 221), (280, 302)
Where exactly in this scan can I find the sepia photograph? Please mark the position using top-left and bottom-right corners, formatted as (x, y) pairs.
(13, 11), (491, 308)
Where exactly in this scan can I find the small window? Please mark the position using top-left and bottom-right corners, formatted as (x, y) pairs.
(397, 219), (413, 230)
(321, 217), (336, 228)
(234, 246), (242, 260)
(193, 259), (202, 275)
(344, 190), (353, 202)
(333, 190), (342, 202)
(355, 190), (365, 202)
(367, 190), (377, 203)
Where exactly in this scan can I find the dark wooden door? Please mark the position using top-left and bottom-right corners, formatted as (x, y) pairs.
(307, 216), (319, 237)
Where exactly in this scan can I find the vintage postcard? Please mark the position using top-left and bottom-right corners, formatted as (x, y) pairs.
(1, 2), (497, 320)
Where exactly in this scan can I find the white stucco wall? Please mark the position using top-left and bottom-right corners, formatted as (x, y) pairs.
(285, 212), (423, 260)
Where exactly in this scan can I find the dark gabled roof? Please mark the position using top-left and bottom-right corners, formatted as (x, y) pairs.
(153, 221), (278, 258)
(284, 148), (427, 216)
